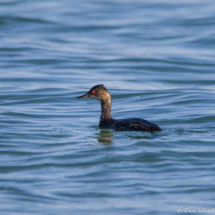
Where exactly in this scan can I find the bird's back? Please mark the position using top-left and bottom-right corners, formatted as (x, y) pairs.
(110, 118), (161, 132)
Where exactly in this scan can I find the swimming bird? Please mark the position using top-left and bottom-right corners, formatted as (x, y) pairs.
(77, 84), (161, 132)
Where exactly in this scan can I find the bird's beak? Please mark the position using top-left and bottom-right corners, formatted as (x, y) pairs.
(77, 92), (89, 99)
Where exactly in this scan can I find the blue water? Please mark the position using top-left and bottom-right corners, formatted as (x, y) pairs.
(0, 0), (215, 214)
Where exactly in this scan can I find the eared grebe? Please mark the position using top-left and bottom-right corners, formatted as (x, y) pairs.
(77, 84), (161, 132)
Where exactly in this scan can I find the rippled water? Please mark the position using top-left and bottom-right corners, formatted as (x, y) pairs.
(1, 0), (215, 214)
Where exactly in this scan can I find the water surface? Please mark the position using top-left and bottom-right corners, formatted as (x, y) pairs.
(0, 0), (215, 214)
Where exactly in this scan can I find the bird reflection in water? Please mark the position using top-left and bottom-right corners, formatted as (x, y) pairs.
(95, 129), (115, 145)
(93, 129), (157, 145)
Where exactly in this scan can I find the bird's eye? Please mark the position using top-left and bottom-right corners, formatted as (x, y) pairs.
(92, 90), (95, 94)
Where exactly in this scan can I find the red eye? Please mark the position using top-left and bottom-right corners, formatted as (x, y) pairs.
(92, 90), (95, 94)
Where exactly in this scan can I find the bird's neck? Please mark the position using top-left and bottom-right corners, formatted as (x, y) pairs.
(99, 94), (114, 127)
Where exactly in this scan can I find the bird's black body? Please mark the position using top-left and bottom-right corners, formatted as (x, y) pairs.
(77, 84), (161, 133)
(111, 118), (161, 132)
